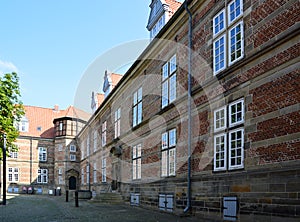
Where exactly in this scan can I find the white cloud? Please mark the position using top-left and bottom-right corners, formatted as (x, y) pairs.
(0, 59), (19, 76)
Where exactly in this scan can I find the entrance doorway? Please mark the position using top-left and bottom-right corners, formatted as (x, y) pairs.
(69, 176), (76, 190)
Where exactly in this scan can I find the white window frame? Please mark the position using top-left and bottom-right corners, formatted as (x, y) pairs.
(17, 116), (29, 132)
(101, 158), (107, 183)
(162, 55), (177, 109)
(161, 129), (176, 177)
(86, 165), (90, 184)
(228, 0), (243, 25)
(102, 121), (107, 147)
(213, 99), (245, 171)
(133, 87), (143, 127)
(38, 147), (47, 162)
(9, 151), (18, 159)
(70, 145), (76, 152)
(214, 133), (227, 171)
(86, 135), (90, 157)
(58, 144), (63, 152)
(213, 0), (244, 75)
(93, 130), (97, 152)
(8, 167), (19, 182)
(229, 99), (244, 127)
(37, 169), (48, 184)
(213, 9), (225, 36)
(213, 34), (226, 74)
(93, 163), (97, 183)
(70, 154), (76, 161)
(229, 128), (244, 170)
(114, 108), (121, 138)
(132, 144), (142, 180)
(228, 21), (244, 65)
(81, 168), (84, 185)
(58, 168), (62, 175)
(81, 140), (85, 160)
(214, 106), (227, 132)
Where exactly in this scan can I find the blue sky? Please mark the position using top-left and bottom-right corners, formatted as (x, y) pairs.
(0, 1), (152, 112)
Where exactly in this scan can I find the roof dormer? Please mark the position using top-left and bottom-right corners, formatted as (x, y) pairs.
(102, 70), (123, 99)
(147, 0), (182, 40)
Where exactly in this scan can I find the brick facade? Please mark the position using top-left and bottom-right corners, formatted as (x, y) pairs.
(77, 0), (300, 219)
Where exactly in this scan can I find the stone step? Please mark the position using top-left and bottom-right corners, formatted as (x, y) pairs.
(90, 192), (124, 204)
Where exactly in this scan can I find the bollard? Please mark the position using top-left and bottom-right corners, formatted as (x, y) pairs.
(66, 190), (69, 202)
(75, 191), (79, 207)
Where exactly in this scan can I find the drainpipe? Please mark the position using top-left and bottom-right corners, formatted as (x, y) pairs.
(184, 0), (193, 214)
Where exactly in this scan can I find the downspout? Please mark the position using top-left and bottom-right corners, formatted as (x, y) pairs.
(184, 0), (193, 214)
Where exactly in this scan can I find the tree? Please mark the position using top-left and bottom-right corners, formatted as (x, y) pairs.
(0, 72), (24, 160)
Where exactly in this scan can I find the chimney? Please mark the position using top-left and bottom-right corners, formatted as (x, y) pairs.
(54, 104), (59, 112)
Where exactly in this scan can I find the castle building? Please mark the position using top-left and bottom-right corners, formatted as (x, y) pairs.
(2, 0), (300, 220)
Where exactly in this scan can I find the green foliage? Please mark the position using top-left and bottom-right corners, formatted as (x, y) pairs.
(0, 72), (24, 160)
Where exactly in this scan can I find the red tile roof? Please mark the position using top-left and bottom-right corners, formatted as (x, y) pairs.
(19, 105), (90, 139)
(111, 73), (123, 88)
(165, 0), (182, 16)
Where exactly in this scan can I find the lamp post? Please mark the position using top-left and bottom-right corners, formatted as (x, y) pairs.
(2, 133), (6, 205)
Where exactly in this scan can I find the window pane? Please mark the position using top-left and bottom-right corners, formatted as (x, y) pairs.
(162, 81), (169, 108)
(170, 55), (176, 74)
(229, 22), (243, 64)
(214, 35), (226, 74)
(169, 129), (176, 147)
(162, 63), (168, 80)
(169, 74), (177, 103)
(162, 132), (168, 149)
(213, 10), (225, 35)
(161, 151), (167, 177)
(169, 149), (176, 176)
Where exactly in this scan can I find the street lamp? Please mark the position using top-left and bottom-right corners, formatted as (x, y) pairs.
(1, 133), (6, 205)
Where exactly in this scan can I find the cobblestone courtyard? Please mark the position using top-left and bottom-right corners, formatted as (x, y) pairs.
(0, 194), (205, 222)
(1, 194), (299, 222)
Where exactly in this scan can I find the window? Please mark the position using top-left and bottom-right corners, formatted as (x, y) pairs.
(229, 99), (244, 127)
(114, 108), (121, 138)
(86, 165), (90, 184)
(8, 167), (19, 182)
(9, 152), (18, 159)
(132, 144), (142, 180)
(86, 135), (90, 157)
(150, 16), (165, 39)
(70, 154), (76, 161)
(70, 145), (76, 152)
(58, 144), (63, 152)
(102, 158), (107, 183)
(102, 121), (107, 146)
(93, 163), (97, 183)
(38, 147), (47, 162)
(37, 169), (48, 183)
(55, 120), (66, 136)
(213, 99), (245, 171)
(214, 106), (227, 132)
(58, 168), (62, 175)
(162, 55), (177, 108)
(133, 87), (143, 127)
(213, 0), (244, 74)
(58, 176), (63, 185)
(81, 168), (84, 185)
(17, 116), (29, 132)
(161, 129), (176, 177)
(93, 130), (98, 152)
(81, 140), (85, 160)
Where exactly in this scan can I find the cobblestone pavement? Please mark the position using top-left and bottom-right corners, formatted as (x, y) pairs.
(0, 194), (208, 222)
(1, 194), (299, 222)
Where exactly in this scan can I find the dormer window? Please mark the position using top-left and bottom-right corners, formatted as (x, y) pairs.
(147, 0), (182, 40)
(17, 116), (29, 132)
